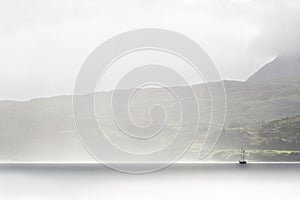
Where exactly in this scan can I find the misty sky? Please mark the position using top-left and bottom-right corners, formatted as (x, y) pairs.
(0, 0), (299, 100)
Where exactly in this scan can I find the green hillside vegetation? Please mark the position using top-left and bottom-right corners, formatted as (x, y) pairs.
(200, 115), (300, 161)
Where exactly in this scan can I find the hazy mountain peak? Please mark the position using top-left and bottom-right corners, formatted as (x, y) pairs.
(247, 54), (300, 83)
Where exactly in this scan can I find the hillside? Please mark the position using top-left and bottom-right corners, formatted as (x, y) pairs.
(204, 115), (300, 161)
(0, 78), (299, 162)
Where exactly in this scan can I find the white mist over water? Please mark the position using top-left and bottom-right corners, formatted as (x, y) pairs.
(0, 164), (299, 200)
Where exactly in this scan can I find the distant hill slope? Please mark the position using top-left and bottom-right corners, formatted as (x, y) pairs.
(0, 79), (300, 162)
(247, 54), (300, 83)
(207, 115), (300, 161)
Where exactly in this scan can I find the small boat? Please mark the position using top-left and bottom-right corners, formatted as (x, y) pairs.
(239, 148), (247, 164)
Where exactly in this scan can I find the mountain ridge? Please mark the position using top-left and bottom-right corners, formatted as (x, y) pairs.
(247, 54), (300, 82)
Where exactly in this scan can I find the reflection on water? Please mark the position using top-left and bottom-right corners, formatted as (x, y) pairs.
(0, 163), (299, 200)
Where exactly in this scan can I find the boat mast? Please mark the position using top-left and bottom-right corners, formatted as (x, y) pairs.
(241, 148), (245, 161)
